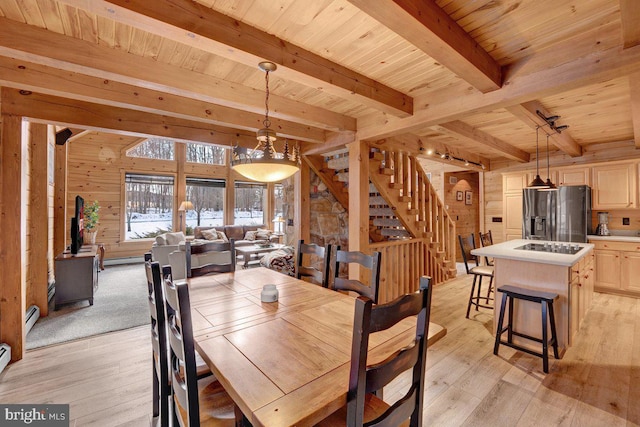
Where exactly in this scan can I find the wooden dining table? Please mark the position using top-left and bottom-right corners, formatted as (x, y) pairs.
(188, 267), (447, 427)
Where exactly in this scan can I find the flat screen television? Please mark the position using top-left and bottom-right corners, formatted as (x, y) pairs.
(70, 195), (85, 254)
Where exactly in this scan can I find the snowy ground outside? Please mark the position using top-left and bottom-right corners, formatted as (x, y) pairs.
(125, 209), (265, 239)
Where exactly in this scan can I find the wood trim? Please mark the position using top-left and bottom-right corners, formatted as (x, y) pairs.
(58, 0), (412, 117)
(0, 17), (353, 132)
(27, 122), (49, 317)
(506, 101), (582, 157)
(175, 143), (186, 233)
(620, 0), (640, 49)
(438, 121), (530, 163)
(0, 56), (329, 142)
(348, 140), (370, 281)
(346, 0), (501, 92)
(0, 113), (26, 361)
(54, 142), (67, 256)
(294, 162), (309, 245)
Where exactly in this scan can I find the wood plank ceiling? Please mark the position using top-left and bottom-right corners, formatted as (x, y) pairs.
(0, 0), (639, 171)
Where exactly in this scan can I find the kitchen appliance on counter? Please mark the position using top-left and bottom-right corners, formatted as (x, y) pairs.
(523, 185), (592, 243)
(595, 211), (611, 236)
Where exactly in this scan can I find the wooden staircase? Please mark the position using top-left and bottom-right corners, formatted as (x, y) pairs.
(303, 147), (456, 294)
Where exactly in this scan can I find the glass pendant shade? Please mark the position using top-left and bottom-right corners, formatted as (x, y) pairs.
(231, 62), (300, 183)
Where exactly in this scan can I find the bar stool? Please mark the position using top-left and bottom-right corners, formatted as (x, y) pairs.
(493, 285), (560, 373)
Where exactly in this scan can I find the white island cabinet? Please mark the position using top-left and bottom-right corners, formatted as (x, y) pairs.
(472, 240), (594, 356)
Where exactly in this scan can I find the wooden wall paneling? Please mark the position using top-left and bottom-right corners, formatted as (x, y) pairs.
(54, 139), (67, 256)
(630, 73), (640, 148)
(0, 112), (26, 361)
(294, 161), (309, 245)
(348, 140), (370, 282)
(27, 122), (49, 316)
(48, 126), (56, 287)
(483, 171), (504, 244)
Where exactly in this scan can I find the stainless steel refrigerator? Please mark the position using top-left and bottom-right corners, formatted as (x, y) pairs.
(523, 185), (591, 243)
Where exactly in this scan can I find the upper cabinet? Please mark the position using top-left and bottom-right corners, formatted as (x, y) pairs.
(557, 167), (590, 186)
(591, 162), (637, 209)
(503, 173), (526, 194)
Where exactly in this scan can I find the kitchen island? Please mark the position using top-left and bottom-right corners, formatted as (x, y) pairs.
(472, 239), (594, 356)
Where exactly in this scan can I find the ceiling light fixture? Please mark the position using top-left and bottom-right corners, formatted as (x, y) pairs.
(432, 151), (485, 170)
(542, 133), (557, 190)
(231, 62), (300, 182)
(527, 126), (549, 189)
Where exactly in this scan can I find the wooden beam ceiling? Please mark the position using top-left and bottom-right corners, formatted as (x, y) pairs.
(302, 131), (356, 156)
(0, 88), (261, 148)
(0, 17), (354, 132)
(357, 41), (640, 141)
(57, 0), (412, 118)
(506, 101), (582, 157)
(620, 0), (640, 49)
(630, 73), (640, 148)
(346, 0), (502, 93)
(436, 120), (530, 163)
(0, 56), (326, 143)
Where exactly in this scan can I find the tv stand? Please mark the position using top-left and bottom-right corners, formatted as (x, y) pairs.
(54, 245), (99, 310)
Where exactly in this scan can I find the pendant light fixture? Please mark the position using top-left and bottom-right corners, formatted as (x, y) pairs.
(231, 62), (300, 182)
(527, 126), (549, 189)
(543, 133), (557, 190)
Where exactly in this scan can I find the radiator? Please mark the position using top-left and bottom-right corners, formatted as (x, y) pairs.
(25, 305), (40, 335)
(0, 343), (10, 374)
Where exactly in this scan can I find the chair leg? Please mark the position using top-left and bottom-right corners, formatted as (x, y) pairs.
(476, 276), (483, 311)
(152, 361), (160, 420)
(507, 296), (514, 344)
(486, 276), (494, 301)
(466, 275), (478, 318)
(494, 292), (508, 355)
(542, 301), (549, 373)
(548, 301), (560, 360)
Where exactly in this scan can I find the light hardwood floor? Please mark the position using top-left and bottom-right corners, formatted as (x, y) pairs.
(0, 273), (638, 426)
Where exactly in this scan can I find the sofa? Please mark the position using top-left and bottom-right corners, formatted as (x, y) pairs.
(150, 231), (186, 268)
(194, 225), (279, 246)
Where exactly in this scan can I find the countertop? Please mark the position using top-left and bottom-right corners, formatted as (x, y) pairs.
(587, 234), (640, 243)
(471, 239), (594, 267)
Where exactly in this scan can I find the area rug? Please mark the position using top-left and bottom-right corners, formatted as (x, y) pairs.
(26, 263), (150, 349)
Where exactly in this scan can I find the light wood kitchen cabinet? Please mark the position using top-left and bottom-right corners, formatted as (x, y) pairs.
(504, 192), (523, 241)
(503, 173), (527, 194)
(591, 239), (640, 297)
(557, 167), (590, 186)
(569, 252), (594, 344)
(591, 162), (637, 209)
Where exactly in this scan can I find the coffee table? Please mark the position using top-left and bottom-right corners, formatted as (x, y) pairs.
(236, 244), (285, 269)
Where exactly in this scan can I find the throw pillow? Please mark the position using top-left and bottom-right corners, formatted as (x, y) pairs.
(165, 231), (185, 245)
(155, 234), (167, 246)
(201, 229), (219, 241)
(244, 230), (258, 241)
(256, 228), (272, 240)
(217, 231), (230, 242)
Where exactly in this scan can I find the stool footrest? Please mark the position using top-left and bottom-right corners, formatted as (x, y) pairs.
(498, 341), (546, 359)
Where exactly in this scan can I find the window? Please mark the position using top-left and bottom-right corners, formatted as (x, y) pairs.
(186, 142), (226, 165)
(185, 178), (226, 235)
(126, 138), (174, 160)
(234, 181), (266, 225)
(273, 183), (285, 234)
(125, 173), (174, 239)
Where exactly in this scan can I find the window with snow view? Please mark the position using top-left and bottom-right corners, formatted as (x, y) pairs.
(125, 173), (175, 239)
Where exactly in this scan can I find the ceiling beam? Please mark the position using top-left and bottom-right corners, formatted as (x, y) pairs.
(58, 0), (412, 117)
(437, 120), (530, 163)
(0, 56), (326, 143)
(620, 0), (640, 49)
(369, 134), (491, 172)
(0, 17), (354, 132)
(630, 73), (640, 148)
(302, 132), (356, 156)
(506, 101), (582, 157)
(346, 0), (501, 93)
(0, 88), (260, 148)
(357, 41), (640, 142)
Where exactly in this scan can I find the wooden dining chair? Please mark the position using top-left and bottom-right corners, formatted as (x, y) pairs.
(144, 257), (170, 427)
(331, 248), (381, 304)
(296, 240), (331, 287)
(186, 240), (236, 278)
(163, 277), (238, 427)
(317, 276), (433, 426)
(458, 234), (494, 318)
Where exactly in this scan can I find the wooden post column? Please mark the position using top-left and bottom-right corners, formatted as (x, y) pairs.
(0, 110), (26, 361)
(27, 122), (49, 317)
(294, 162), (310, 245)
(348, 140), (370, 281)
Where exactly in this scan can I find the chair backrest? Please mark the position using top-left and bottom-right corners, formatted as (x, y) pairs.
(163, 278), (200, 427)
(347, 276), (433, 426)
(458, 234), (479, 273)
(186, 240), (236, 278)
(478, 230), (494, 266)
(296, 240), (331, 287)
(332, 249), (381, 304)
(144, 258), (170, 426)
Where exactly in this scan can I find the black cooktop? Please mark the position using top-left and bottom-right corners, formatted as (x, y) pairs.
(515, 242), (582, 255)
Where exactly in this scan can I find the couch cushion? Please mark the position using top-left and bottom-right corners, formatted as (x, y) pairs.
(224, 225), (245, 241)
(256, 228), (272, 240)
(244, 230), (258, 241)
(165, 231), (185, 245)
(155, 234), (167, 246)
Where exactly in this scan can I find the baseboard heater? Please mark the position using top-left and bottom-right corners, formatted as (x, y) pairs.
(48, 281), (55, 302)
(25, 305), (40, 335)
(0, 344), (10, 374)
